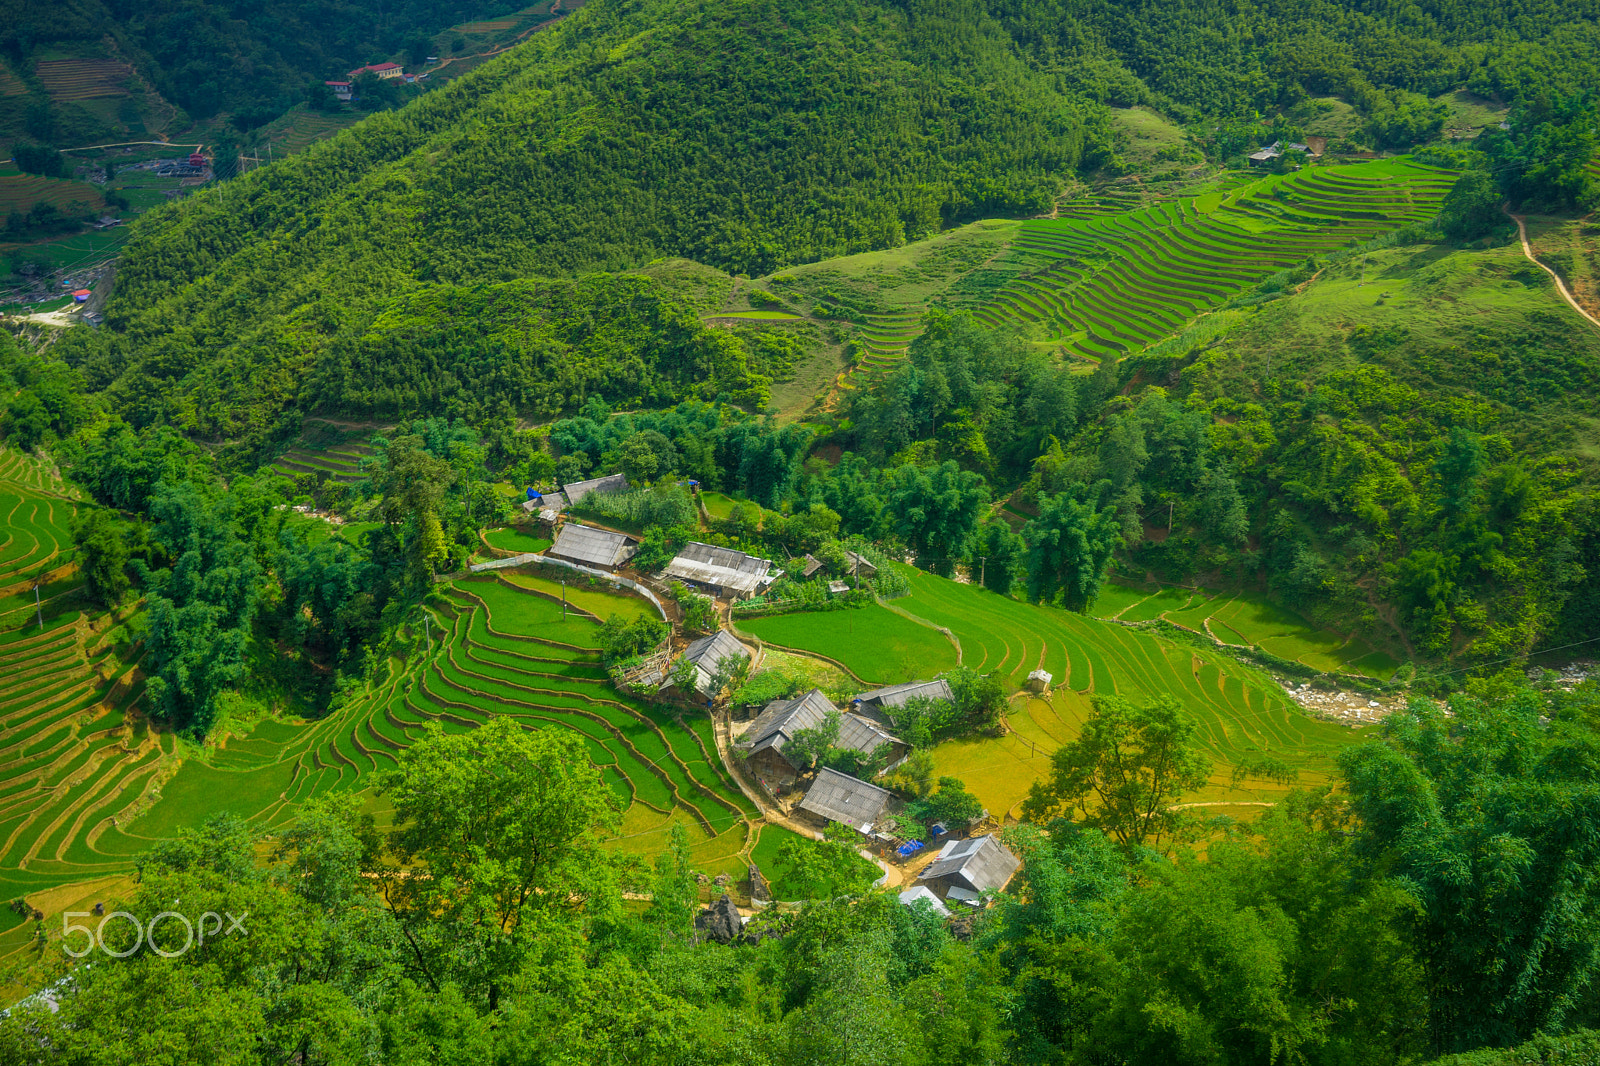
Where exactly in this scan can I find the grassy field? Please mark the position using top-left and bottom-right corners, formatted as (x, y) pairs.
(737, 603), (959, 685)
(483, 527), (552, 554)
(973, 159), (1458, 362)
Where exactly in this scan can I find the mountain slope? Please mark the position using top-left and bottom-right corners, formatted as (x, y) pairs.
(69, 0), (1110, 444)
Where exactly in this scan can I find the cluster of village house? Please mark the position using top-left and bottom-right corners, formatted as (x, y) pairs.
(480, 474), (1024, 907)
(323, 61), (424, 102)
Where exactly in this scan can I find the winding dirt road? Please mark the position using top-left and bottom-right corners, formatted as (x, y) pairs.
(1505, 206), (1600, 330)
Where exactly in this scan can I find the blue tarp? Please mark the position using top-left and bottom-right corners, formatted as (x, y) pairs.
(896, 840), (925, 857)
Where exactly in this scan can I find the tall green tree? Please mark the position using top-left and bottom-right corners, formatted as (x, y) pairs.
(1340, 687), (1600, 1053)
(140, 481), (260, 735)
(1023, 491), (1120, 612)
(378, 718), (622, 1011)
(1021, 694), (1212, 852)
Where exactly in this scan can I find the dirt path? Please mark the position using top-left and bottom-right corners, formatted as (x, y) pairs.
(1506, 207), (1600, 330)
(425, 6), (573, 77)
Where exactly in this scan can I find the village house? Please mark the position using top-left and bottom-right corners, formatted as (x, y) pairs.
(797, 767), (893, 831)
(739, 689), (905, 788)
(519, 489), (568, 526)
(665, 630), (748, 700)
(324, 80), (353, 101)
(661, 542), (776, 600)
(1247, 139), (1316, 167)
(897, 885), (950, 917)
(853, 678), (953, 715)
(915, 833), (1021, 905)
(563, 473), (629, 507)
(545, 523), (638, 571)
(349, 62), (404, 80)
(799, 550), (877, 580)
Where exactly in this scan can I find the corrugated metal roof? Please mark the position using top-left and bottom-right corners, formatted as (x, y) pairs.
(855, 679), (953, 711)
(661, 542), (774, 596)
(563, 473), (628, 506)
(917, 833), (1020, 894)
(677, 630), (748, 697)
(798, 767), (891, 827)
(897, 886), (950, 916)
(742, 689), (901, 766)
(547, 523), (638, 569)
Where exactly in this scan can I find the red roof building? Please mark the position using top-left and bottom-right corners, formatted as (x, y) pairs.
(72, 290), (91, 302)
(188, 152), (206, 167)
(348, 62), (403, 80)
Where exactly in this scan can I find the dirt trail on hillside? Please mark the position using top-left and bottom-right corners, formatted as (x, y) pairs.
(1507, 207), (1600, 330)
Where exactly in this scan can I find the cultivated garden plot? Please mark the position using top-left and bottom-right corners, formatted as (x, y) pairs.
(974, 160), (1459, 362)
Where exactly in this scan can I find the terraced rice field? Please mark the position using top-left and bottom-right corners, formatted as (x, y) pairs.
(268, 440), (374, 484)
(0, 449), (163, 929)
(0, 165), (105, 216)
(977, 160), (1458, 362)
(747, 569), (1359, 819)
(1092, 584), (1400, 678)
(94, 576), (758, 881)
(34, 59), (133, 101)
(840, 312), (926, 391)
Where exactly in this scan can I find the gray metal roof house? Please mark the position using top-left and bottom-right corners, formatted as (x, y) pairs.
(546, 523), (639, 571)
(798, 767), (893, 829)
(671, 630), (748, 699)
(800, 550), (877, 580)
(854, 679), (953, 713)
(563, 473), (629, 507)
(917, 833), (1021, 900)
(740, 689), (905, 778)
(661, 542), (776, 599)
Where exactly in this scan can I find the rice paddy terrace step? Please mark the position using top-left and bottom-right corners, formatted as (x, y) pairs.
(978, 161), (1458, 359)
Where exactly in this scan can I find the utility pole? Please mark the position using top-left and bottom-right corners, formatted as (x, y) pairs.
(33, 582), (42, 632)
(978, 556), (987, 589)
(423, 612), (431, 651)
(561, 575), (567, 619)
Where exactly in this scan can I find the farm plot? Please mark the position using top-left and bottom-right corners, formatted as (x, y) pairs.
(269, 439), (373, 484)
(837, 570), (1360, 818)
(0, 165), (105, 218)
(35, 59), (133, 101)
(483, 528), (553, 555)
(736, 603), (958, 685)
(101, 575), (757, 893)
(0, 454), (162, 907)
(977, 161), (1458, 361)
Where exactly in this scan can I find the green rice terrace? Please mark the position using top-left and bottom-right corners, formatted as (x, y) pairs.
(0, 448), (158, 944)
(0, 492), (806, 958)
(740, 569), (1362, 823)
(973, 159), (1458, 363)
